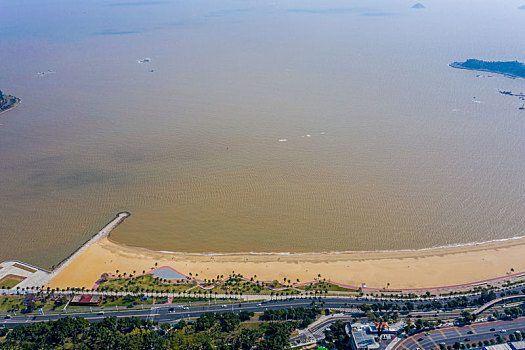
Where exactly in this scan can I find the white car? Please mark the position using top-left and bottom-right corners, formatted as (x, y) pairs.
(221, 305), (227, 308)
(183, 307), (189, 310)
(257, 303), (262, 306)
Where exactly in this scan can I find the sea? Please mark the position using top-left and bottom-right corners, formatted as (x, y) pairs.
(0, 0), (524, 268)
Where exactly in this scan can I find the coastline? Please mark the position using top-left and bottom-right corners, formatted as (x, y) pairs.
(48, 225), (525, 290)
(0, 212), (130, 292)
(0, 94), (20, 116)
(50, 212), (130, 272)
(117, 234), (525, 257)
(449, 61), (525, 79)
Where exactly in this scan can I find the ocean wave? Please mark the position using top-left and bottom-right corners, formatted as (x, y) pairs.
(150, 235), (525, 256)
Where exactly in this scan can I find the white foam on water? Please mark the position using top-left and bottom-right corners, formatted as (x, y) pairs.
(150, 235), (525, 257)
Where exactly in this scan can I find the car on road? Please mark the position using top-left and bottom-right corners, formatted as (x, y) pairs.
(425, 333), (431, 336)
(500, 329), (507, 333)
(97, 311), (104, 315)
(467, 331), (473, 334)
(465, 338), (471, 341)
(418, 338), (424, 341)
(439, 343), (446, 346)
(494, 333), (500, 337)
(256, 303), (262, 306)
(490, 328), (496, 331)
(221, 305), (227, 308)
(183, 307), (189, 310)
(168, 308), (175, 313)
(4, 315), (11, 319)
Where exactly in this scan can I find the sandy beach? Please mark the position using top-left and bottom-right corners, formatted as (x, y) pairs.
(48, 236), (525, 291)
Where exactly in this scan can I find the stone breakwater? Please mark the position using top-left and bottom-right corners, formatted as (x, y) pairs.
(0, 212), (131, 291)
(52, 212), (131, 273)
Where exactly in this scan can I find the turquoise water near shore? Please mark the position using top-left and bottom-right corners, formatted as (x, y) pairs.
(0, 0), (524, 268)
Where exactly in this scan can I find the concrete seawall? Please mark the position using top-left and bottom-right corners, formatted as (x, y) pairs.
(52, 212), (131, 274)
(0, 212), (130, 291)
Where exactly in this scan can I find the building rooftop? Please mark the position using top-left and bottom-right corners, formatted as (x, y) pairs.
(510, 341), (525, 350)
(485, 344), (513, 350)
(353, 329), (379, 349)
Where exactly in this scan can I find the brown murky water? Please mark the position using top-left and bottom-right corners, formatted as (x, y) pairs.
(0, 0), (524, 268)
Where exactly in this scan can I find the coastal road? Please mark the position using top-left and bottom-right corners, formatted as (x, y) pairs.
(0, 299), (348, 327)
(2, 293), (523, 328)
(291, 314), (355, 344)
(3, 282), (524, 315)
(394, 317), (525, 350)
(0, 297), (442, 327)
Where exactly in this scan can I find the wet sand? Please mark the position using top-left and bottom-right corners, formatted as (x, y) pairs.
(48, 236), (525, 290)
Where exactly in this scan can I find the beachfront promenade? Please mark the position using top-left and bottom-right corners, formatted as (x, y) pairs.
(3, 281), (525, 305)
(2, 211), (525, 300)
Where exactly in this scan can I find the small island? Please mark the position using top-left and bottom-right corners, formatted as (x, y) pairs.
(450, 59), (525, 79)
(0, 90), (20, 114)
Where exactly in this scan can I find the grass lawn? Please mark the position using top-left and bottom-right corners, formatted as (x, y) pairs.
(97, 275), (195, 294)
(155, 297), (168, 304)
(0, 296), (24, 312)
(66, 296), (154, 309)
(191, 280), (297, 296)
(0, 275), (25, 289)
(0, 295), (69, 313)
(170, 297), (210, 303)
(240, 321), (264, 330)
(296, 281), (357, 292)
(100, 295), (153, 308)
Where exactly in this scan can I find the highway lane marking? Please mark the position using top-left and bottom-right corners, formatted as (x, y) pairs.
(399, 342), (411, 350)
(393, 338), (408, 350)
(427, 335), (439, 348)
(454, 328), (462, 337)
(412, 338), (425, 350)
(467, 325), (476, 334)
(438, 329), (446, 337)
